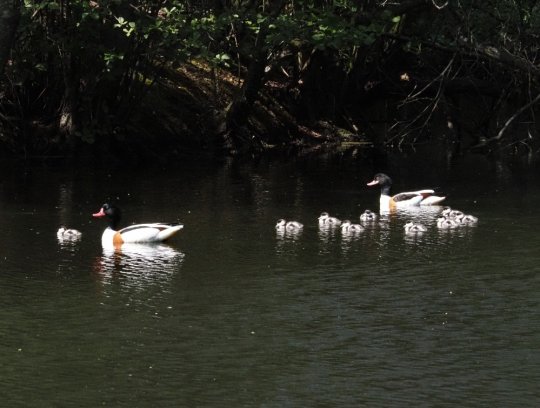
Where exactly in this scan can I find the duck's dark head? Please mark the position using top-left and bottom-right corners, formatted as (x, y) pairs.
(92, 203), (121, 229)
(367, 173), (392, 187)
(367, 173), (393, 196)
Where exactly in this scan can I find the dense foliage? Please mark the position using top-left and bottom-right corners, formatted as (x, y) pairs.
(0, 0), (539, 158)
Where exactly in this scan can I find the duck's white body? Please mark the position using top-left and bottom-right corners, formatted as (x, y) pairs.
(318, 212), (342, 226)
(93, 204), (183, 248)
(341, 220), (364, 232)
(368, 173), (445, 211)
(100, 224), (184, 247)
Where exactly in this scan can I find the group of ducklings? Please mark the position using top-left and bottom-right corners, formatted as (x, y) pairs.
(277, 207), (478, 236)
(276, 209), (378, 234)
(404, 207), (478, 234)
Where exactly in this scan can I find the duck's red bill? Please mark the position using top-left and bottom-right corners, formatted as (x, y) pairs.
(92, 208), (106, 217)
(367, 180), (379, 186)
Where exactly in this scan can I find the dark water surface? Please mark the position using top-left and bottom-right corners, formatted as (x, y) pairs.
(1, 148), (539, 407)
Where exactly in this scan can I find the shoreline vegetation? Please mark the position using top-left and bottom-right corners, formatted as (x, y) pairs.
(0, 1), (539, 163)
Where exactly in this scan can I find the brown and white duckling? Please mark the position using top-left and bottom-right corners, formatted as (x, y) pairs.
(436, 216), (460, 229)
(276, 219), (304, 231)
(318, 212), (342, 227)
(455, 213), (478, 225)
(404, 221), (428, 233)
(441, 207), (464, 219)
(57, 227), (82, 240)
(341, 220), (365, 232)
(359, 209), (377, 222)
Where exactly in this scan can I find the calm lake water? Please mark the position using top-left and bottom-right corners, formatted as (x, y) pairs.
(1, 147), (539, 407)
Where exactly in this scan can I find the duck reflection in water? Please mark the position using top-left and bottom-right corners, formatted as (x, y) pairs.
(276, 224), (303, 241)
(93, 243), (185, 287)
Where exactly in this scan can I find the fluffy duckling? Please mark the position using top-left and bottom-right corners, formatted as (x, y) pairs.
(441, 207), (464, 219)
(436, 216), (460, 229)
(455, 213), (478, 225)
(318, 212), (342, 227)
(359, 209), (377, 222)
(341, 220), (365, 232)
(404, 221), (427, 233)
(276, 219), (304, 231)
(57, 227), (82, 240)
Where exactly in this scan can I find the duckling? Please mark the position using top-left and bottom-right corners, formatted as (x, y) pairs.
(57, 227), (82, 240)
(404, 221), (427, 233)
(276, 219), (304, 231)
(441, 207), (464, 219)
(318, 212), (342, 227)
(359, 209), (377, 222)
(455, 213), (478, 225)
(436, 216), (460, 229)
(341, 220), (365, 232)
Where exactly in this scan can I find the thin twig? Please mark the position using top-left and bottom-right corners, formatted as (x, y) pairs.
(492, 93), (540, 141)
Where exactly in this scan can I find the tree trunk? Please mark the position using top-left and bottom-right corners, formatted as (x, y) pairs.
(219, 0), (286, 151)
(0, 0), (20, 76)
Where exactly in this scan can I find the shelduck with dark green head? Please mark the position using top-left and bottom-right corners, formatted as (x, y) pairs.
(92, 203), (183, 248)
(367, 173), (446, 211)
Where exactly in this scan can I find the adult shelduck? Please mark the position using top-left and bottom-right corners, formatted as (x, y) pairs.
(92, 203), (183, 247)
(367, 173), (445, 210)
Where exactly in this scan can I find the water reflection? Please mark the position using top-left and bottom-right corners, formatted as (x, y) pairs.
(56, 234), (82, 247)
(340, 229), (367, 254)
(391, 205), (444, 223)
(275, 228), (303, 241)
(403, 229), (427, 246)
(94, 244), (184, 288)
(317, 225), (340, 243)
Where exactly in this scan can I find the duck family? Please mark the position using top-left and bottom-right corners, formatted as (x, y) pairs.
(55, 173), (476, 247)
(276, 174), (478, 238)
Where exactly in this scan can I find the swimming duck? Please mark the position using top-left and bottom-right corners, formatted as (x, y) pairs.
(276, 219), (304, 231)
(318, 212), (342, 227)
(455, 213), (478, 225)
(92, 203), (183, 247)
(436, 216), (460, 229)
(441, 207), (464, 219)
(341, 220), (365, 232)
(404, 221), (428, 233)
(359, 209), (377, 222)
(57, 227), (82, 240)
(367, 173), (445, 210)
